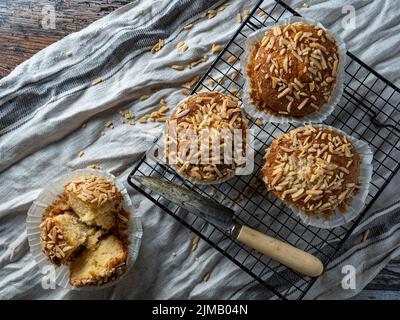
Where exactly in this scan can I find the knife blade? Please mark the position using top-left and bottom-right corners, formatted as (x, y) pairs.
(132, 175), (324, 277)
(132, 175), (241, 236)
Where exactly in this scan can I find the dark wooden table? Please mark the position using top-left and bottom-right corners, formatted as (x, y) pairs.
(0, 0), (131, 78)
(0, 0), (399, 299)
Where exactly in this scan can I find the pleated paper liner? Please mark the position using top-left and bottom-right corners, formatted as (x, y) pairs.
(26, 169), (143, 290)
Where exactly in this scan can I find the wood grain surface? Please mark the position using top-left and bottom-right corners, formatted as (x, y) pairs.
(0, 0), (131, 78)
(0, 0), (399, 300)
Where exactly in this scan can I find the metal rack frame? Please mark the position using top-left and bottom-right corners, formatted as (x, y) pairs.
(127, 0), (400, 299)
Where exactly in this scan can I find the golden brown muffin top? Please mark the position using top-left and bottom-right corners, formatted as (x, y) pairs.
(64, 175), (122, 207)
(247, 22), (340, 117)
(165, 92), (247, 183)
(262, 126), (361, 216)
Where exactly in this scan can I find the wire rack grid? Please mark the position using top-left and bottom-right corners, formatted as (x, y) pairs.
(127, 0), (400, 299)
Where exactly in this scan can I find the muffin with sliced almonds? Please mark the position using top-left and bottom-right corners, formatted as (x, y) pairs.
(165, 92), (248, 183)
(40, 174), (130, 287)
(246, 22), (340, 118)
(262, 125), (361, 216)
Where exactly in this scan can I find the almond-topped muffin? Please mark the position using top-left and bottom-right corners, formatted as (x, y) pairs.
(165, 92), (248, 183)
(247, 22), (340, 118)
(64, 175), (123, 230)
(262, 126), (361, 216)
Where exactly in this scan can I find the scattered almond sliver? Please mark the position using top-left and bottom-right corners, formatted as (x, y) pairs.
(183, 23), (193, 30)
(211, 44), (223, 54)
(230, 71), (239, 80)
(105, 121), (114, 128)
(176, 41), (189, 53)
(207, 9), (217, 19)
(148, 106), (170, 122)
(203, 273), (210, 282)
(362, 229), (370, 243)
(181, 75), (200, 89)
(150, 38), (164, 54)
(227, 55), (237, 63)
(139, 95), (150, 101)
(189, 55), (209, 69)
(236, 13), (242, 24)
(119, 110), (135, 121)
(91, 78), (103, 86)
(171, 65), (185, 71)
(192, 235), (200, 251)
(229, 88), (238, 95)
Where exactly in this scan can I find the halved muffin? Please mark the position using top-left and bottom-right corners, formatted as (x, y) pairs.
(40, 212), (91, 265)
(64, 175), (123, 230)
(69, 235), (128, 287)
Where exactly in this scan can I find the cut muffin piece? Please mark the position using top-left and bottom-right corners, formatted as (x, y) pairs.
(86, 229), (104, 250)
(40, 211), (91, 265)
(165, 92), (248, 183)
(247, 22), (340, 118)
(262, 125), (361, 217)
(64, 175), (123, 230)
(69, 235), (128, 287)
(44, 193), (71, 218)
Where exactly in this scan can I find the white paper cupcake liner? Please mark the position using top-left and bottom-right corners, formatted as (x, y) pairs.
(152, 95), (250, 185)
(241, 16), (347, 125)
(275, 125), (373, 229)
(26, 169), (143, 290)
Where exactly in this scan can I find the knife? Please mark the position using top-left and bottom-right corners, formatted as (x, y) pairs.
(133, 175), (324, 277)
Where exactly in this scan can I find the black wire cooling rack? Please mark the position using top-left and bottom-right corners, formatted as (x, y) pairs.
(127, 0), (400, 299)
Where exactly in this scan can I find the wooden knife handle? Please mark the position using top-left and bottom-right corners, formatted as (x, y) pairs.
(236, 225), (324, 277)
